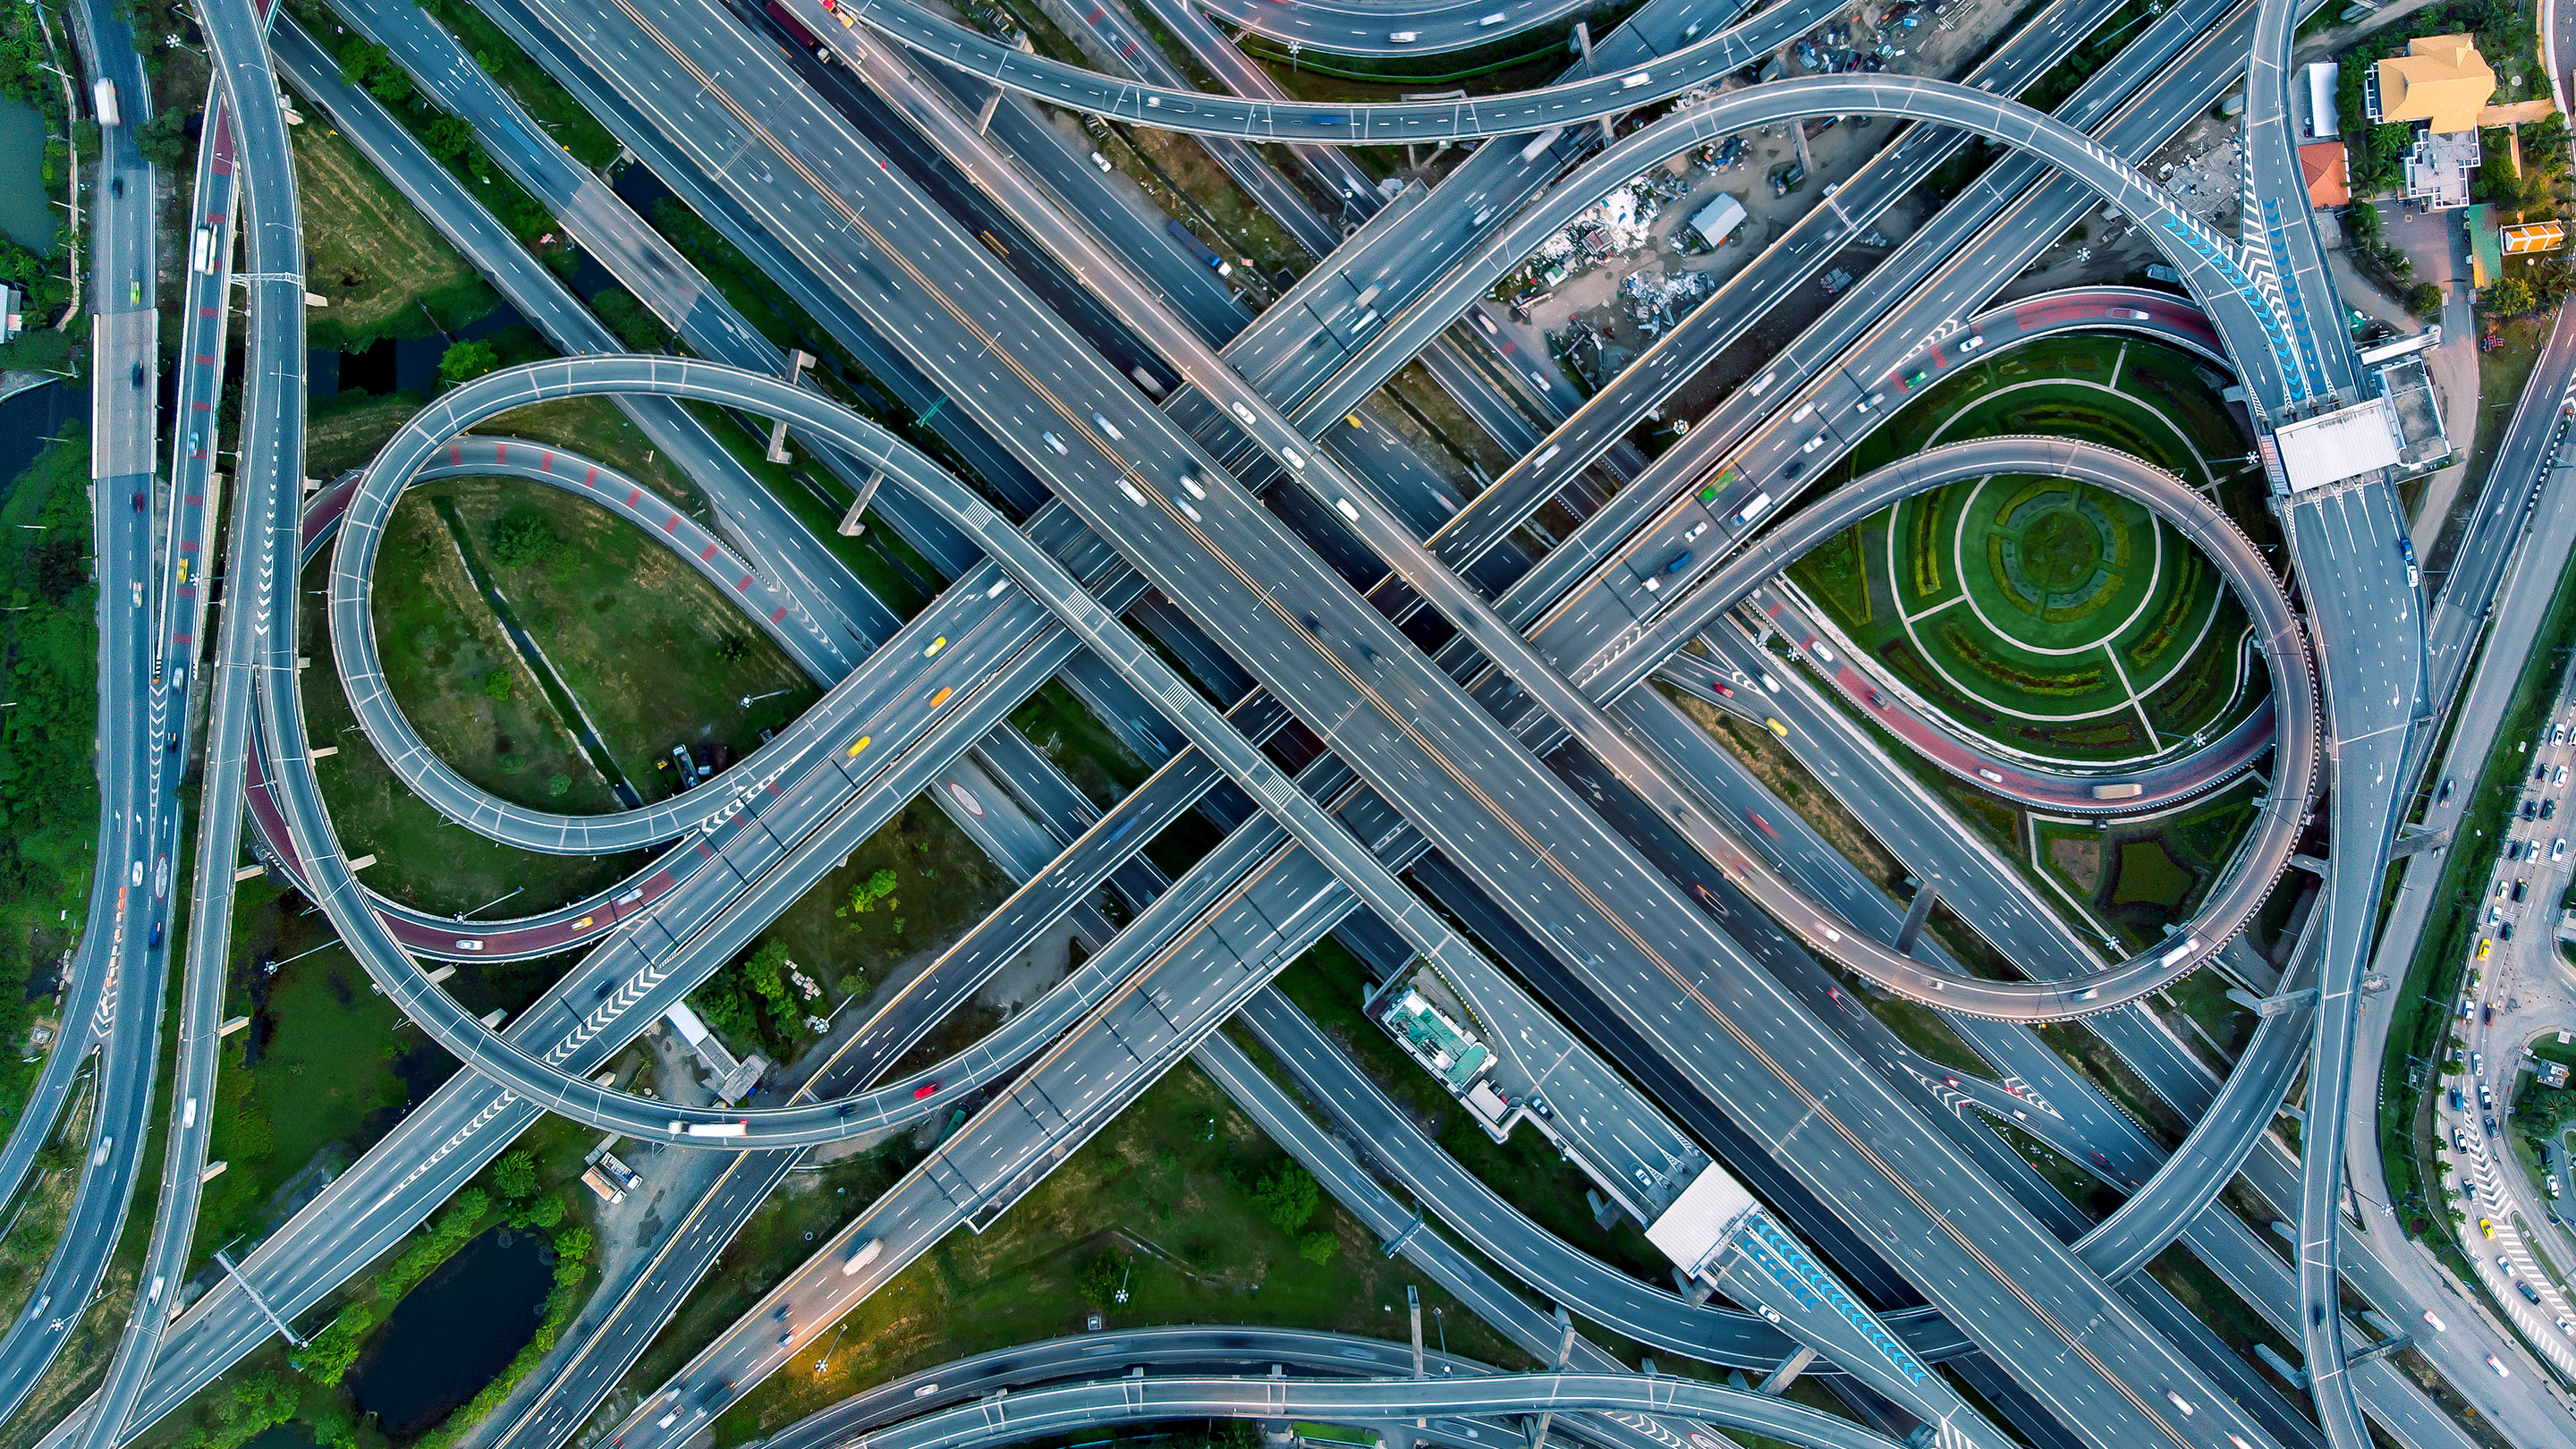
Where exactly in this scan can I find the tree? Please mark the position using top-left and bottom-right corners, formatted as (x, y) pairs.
(1078, 1251), (1123, 1306)
(336, 39), (416, 106)
(741, 939), (797, 1017)
(593, 285), (675, 352)
(1250, 1162), (1318, 1235)
(420, 111), (475, 165)
(134, 110), (191, 169)
(1296, 1231), (1336, 1267)
(489, 507), (561, 569)
(438, 338), (500, 388)
(509, 1193), (565, 1230)
(481, 670), (512, 701)
(2483, 275), (2538, 317)
(2406, 282), (2445, 319)
(294, 1307), (376, 1385)
(548, 772), (573, 797)
(494, 1150), (539, 1199)
(846, 867), (899, 914)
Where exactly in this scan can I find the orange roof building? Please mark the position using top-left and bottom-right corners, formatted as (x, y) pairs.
(2373, 35), (2496, 135)
(2301, 141), (2350, 207)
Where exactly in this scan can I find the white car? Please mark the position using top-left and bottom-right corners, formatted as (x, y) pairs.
(453, 938), (486, 952)
(1091, 411), (1123, 441)
(129, 860), (144, 887)
(1041, 432), (1067, 455)
(2555, 838), (2566, 863)
(2486, 1353), (2510, 1378)
(2421, 1309), (2447, 1332)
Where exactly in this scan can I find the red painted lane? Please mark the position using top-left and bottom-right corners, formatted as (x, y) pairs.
(769, 606), (790, 623)
(735, 574), (756, 592)
(624, 487), (642, 508)
(661, 513), (681, 533)
(700, 542), (722, 563)
(582, 464), (599, 488)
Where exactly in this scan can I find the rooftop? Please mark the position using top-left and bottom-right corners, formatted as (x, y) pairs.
(2375, 34), (2496, 135)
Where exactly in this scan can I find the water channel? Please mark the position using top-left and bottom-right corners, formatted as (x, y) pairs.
(0, 96), (55, 254)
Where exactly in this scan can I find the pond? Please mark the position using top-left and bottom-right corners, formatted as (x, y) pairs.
(343, 1226), (554, 1437)
(0, 97), (54, 255)
(0, 376), (85, 486)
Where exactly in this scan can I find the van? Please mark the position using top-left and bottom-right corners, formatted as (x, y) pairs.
(1091, 411), (1123, 440)
(1479, 12), (1505, 23)
(1335, 497), (1360, 521)
(1119, 480), (1148, 506)
(1388, 30), (1418, 40)
(1621, 72), (1652, 89)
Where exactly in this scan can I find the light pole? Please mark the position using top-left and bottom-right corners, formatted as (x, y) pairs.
(742, 688), (792, 708)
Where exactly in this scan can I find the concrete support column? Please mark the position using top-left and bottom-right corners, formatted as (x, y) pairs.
(1895, 881), (1938, 954)
(1757, 1345), (1818, 1395)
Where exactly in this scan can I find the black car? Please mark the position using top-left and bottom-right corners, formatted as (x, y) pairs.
(2519, 1282), (2543, 1305)
(109, 176), (122, 199)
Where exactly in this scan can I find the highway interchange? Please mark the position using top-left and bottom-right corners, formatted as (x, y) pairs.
(12, 0), (2576, 1446)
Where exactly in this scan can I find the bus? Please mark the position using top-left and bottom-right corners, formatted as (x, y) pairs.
(93, 80), (119, 126)
(2090, 782), (2143, 801)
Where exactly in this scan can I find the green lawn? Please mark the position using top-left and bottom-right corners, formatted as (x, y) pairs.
(193, 882), (457, 1258)
(708, 1060), (1529, 1446)
(1010, 680), (1150, 811)
(1789, 338), (2264, 762)
(301, 547), (650, 919)
(288, 113), (498, 352)
(0, 432), (98, 1154)
(695, 795), (1017, 1063)
(2031, 775), (2265, 950)
(369, 487), (624, 815)
(425, 477), (823, 792)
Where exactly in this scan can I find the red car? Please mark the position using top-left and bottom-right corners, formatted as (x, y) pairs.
(913, 1081), (939, 1100)
(131, 492), (145, 513)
